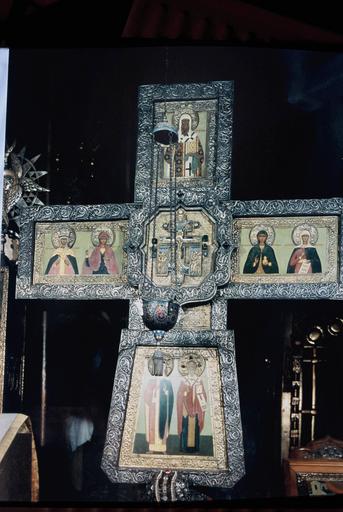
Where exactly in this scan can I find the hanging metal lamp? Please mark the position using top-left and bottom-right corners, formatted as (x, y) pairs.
(153, 121), (178, 146)
(142, 298), (179, 342)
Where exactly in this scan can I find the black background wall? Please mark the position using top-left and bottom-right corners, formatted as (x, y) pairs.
(3, 46), (343, 503)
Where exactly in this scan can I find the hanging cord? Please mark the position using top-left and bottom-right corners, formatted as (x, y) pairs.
(142, 114), (156, 297)
(147, 48), (170, 290)
(150, 140), (160, 283)
(168, 134), (176, 286)
(163, 45), (177, 289)
(173, 137), (177, 287)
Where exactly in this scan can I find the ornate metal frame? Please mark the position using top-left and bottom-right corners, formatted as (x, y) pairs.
(296, 471), (343, 496)
(128, 203), (233, 305)
(16, 204), (138, 300)
(284, 438), (343, 496)
(101, 328), (245, 491)
(134, 81), (234, 206)
(222, 197), (343, 300)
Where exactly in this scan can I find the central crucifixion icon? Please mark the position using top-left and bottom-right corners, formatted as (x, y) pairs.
(142, 207), (218, 289)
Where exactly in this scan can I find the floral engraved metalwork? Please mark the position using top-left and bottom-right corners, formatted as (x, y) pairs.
(128, 204), (233, 306)
(33, 220), (129, 285)
(223, 198), (343, 300)
(118, 347), (227, 471)
(101, 329), (244, 490)
(134, 81), (234, 206)
(231, 215), (338, 284)
(177, 303), (211, 331)
(16, 204), (138, 300)
(211, 296), (228, 330)
(142, 207), (218, 288)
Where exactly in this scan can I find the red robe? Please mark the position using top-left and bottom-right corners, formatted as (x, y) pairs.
(177, 379), (207, 435)
(82, 245), (119, 275)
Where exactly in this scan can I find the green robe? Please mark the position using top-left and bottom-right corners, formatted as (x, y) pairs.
(243, 244), (279, 274)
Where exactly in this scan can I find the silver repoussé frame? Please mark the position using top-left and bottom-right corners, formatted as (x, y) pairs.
(222, 197), (343, 300)
(16, 203), (138, 300)
(134, 81), (234, 206)
(128, 203), (234, 305)
(101, 328), (245, 490)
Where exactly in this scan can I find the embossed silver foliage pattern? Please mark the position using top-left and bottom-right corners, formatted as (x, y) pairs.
(211, 296), (228, 330)
(16, 204), (138, 299)
(128, 299), (146, 330)
(224, 197), (343, 299)
(223, 282), (339, 300)
(101, 329), (245, 489)
(231, 197), (343, 216)
(152, 98), (217, 208)
(127, 204), (232, 305)
(134, 81), (234, 205)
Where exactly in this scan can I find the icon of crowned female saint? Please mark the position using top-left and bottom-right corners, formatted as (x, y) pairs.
(143, 350), (174, 454)
(287, 225), (322, 274)
(82, 228), (119, 275)
(45, 226), (79, 275)
(177, 353), (207, 453)
(164, 110), (204, 178)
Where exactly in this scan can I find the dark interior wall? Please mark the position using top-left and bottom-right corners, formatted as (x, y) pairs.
(6, 46), (343, 202)
(4, 46), (343, 502)
(6, 46), (343, 203)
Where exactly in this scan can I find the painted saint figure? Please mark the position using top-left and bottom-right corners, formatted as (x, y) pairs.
(45, 227), (78, 275)
(243, 229), (279, 274)
(164, 112), (204, 178)
(143, 377), (174, 453)
(177, 355), (207, 453)
(82, 229), (118, 275)
(287, 229), (322, 274)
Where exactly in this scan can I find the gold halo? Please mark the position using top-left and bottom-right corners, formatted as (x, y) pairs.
(249, 224), (275, 246)
(91, 227), (114, 247)
(292, 223), (318, 245)
(172, 106), (199, 131)
(51, 225), (76, 249)
(178, 352), (206, 377)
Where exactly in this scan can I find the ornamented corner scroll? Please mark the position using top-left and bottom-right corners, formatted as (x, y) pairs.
(127, 204), (234, 306)
(16, 204), (138, 300)
(224, 197), (343, 300)
(134, 81), (234, 206)
(101, 329), (245, 495)
(0, 267), (9, 412)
